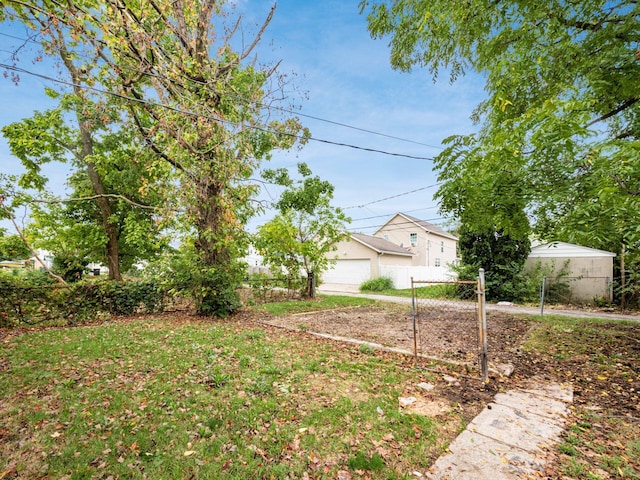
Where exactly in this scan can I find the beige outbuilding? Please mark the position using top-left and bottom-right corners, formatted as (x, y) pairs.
(525, 241), (616, 302)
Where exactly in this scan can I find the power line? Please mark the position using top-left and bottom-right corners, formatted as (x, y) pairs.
(343, 183), (442, 210)
(349, 205), (439, 222)
(0, 63), (436, 161)
(345, 216), (453, 232)
(0, 30), (443, 151)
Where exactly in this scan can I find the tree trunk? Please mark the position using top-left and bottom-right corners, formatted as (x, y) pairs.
(82, 133), (122, 281)
(60, 42), (122, 281)
(306, 271), (315, 298)
(192, 179), (240, 316)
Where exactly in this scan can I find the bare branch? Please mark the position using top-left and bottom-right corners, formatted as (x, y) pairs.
(31, 193), (159, 210)
(587, 97), (640, 127)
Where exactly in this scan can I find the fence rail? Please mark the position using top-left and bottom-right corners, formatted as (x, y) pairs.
(410, 270), (488, 381)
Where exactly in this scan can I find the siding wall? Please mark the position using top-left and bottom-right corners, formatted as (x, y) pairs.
(524, 256), (614, 301)
(375, 216), (457, 268)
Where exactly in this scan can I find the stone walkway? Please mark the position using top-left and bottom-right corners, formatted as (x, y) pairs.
(426, 382), (573, 479)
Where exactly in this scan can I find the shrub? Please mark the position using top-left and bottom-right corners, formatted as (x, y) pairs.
(0, 275), (168, 327)
(359, 277), (394, 292)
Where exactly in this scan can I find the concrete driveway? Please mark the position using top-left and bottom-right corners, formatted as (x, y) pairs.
(317, 284), (640, 323)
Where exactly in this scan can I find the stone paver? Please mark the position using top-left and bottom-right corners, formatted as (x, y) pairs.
(426, 382), (573, 479)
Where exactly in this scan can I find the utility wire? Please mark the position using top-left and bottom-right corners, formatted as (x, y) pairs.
(0, 63), (436, 161)
(343, 183), (442, 210)
(0, 30), (443, 150)
(350, 206), (440, 222)
(344, 216), (452, 232)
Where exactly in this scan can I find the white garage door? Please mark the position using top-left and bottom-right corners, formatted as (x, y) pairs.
(323, 259), (371, 285)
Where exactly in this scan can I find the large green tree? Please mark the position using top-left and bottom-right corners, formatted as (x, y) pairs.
(255, 163), (349, 298)
(361, 0), (640, 301)
(2, 103), (172, 280)
(3, 0), (307, 315)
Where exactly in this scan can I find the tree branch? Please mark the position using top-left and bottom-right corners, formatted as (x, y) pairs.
(31, 193), (160, 210)
(587, 97), (640, 127)
(0, 200), (67, 285)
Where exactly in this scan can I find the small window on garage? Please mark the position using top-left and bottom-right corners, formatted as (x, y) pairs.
(410, 233), (417, 246)
(441, 241), (444, 253)
(435, 258), (441, 267)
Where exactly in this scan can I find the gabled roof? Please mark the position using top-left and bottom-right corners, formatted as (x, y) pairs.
(375, 212), (458, 241)
(529, 241), (616, 258)
(350, 233), (414, 256)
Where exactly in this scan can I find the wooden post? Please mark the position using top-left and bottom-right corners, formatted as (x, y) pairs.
(477, 269), (488, 382)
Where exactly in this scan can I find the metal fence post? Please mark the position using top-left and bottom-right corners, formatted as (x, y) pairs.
(477, 269), (488, 382)
(411, 277), (418, 365)
(540, 276), (547, 317)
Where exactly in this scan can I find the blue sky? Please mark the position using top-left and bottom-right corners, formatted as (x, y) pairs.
(0, 0), (486, 235)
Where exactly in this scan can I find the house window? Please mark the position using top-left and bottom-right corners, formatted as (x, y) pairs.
(410, 233), (417, 246)
(383, 234), (389, 241)
(441, 241), (444, 253)
(435, 258), (441, 267)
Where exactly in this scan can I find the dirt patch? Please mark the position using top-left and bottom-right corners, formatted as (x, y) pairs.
(263, 304), (531, 370)
(258, 303), (640, 420)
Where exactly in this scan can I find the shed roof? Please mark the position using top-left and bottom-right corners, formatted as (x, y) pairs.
(529, 241), (616, 258)
(350, 233), (414, 256)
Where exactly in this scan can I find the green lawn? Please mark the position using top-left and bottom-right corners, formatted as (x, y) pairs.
(252, 294), (378, 315)
(2, 305), (639, 479)
(0, 314), (450, 479)
(359, 283), (459, 299)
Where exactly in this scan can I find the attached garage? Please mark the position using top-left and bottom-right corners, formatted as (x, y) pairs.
(323, 233), (414, 287)
(323, 259), (371, 285)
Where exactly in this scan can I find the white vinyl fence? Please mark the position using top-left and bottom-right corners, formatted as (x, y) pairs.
(380, 265), (457, 289)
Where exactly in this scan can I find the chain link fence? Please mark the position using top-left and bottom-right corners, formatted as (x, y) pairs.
(540, 275), (613, 306)
(243, 274), (307, 305)
(411, 270), (488, 380)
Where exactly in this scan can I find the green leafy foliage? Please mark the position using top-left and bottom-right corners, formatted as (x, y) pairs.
(255, 163), (349, 298)
(3, 0), (308, 312)
(245, 272), (306, 304)
(455, 226), (531, 302)
(0, 230), (30, 260)
(0, 272), (168, 327)
(359, 277), (394, 292)
(361, 0), (640, 305)
(142, 244), (244, 318)
(51, 250), (90, 283)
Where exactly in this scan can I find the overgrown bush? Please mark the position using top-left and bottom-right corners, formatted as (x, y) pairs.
(142, 247), (244, 317)
(52, 251), (90, 283)
(244, 272), (305, 305)
(0, 273), (168, 327)
(521, 259), (572, 304)
(455, 226), (531, 302)
(359, 277), (394, 292)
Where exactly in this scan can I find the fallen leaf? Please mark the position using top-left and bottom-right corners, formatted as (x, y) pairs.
(183, 450), (196, 457)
